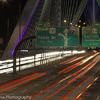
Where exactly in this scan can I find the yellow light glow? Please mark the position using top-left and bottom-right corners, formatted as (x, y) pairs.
(78, 25), (81, 28)
(70, 23), (72, 25)
(64, 19), (67, 23)
(83, 22), (86, 25)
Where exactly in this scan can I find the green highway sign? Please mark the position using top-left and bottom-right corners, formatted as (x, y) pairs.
(35, 26), (79, 48)
(82, 24), (100, 47)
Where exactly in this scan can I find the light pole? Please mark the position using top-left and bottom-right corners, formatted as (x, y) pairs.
(78, 20), (86, 47)
(64, 19), (67, 26)
(79, 25), (82, 47)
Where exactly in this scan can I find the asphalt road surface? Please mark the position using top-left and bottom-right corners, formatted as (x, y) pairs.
(0, 52), (100, 100)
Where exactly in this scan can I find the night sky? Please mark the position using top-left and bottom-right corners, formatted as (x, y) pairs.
(82, 0), (100, 24)
(0, 0), (27, 49)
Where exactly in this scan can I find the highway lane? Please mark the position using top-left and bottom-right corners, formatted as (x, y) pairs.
(0, 52), (99, 100)
(74, 76), (99, 100)
(42, 59), (99, 100)
(31, 52), (99, 99)
(75, 77), (99, 100)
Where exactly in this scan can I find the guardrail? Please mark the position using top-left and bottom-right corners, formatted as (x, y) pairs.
(0, 50), (86, 74)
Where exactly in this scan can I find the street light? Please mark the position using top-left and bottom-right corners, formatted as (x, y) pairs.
(70, 22), (72, 25)
(64, 19), (67, 23)
(78, 25), (81, 28)
(78, 21), (86, 47)
(63, 19), (67, 26)
(83, 22), (86, 25)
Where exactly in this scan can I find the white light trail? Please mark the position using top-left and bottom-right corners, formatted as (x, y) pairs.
(0, 50), (86, 74)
